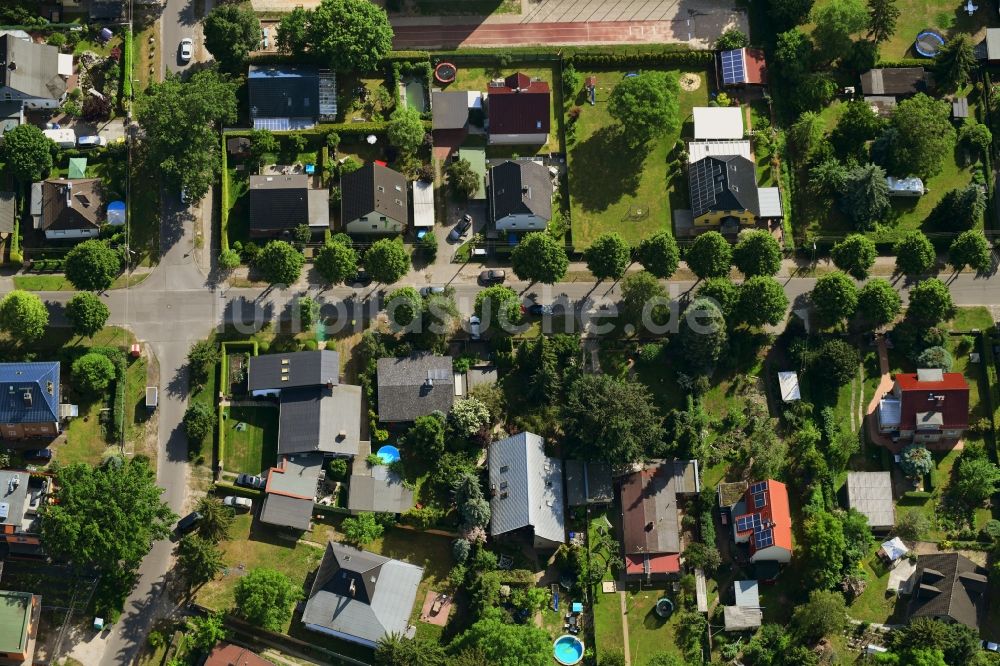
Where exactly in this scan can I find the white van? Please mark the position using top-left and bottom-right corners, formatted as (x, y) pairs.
(77, 135), (107, 148)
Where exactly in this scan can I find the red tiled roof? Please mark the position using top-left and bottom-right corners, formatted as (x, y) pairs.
(205, 643), (275, 666)
(620, 465), (680, 557)
(625, 553), (680, 575)
(895, 372), (970, 430)
(736, 480), (792, 556)
(487, 72), (550, 136)
(744, 48), (767, 85)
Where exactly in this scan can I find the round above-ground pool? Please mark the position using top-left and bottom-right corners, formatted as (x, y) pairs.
(553, 635), (585, 665)
(434, 61), (457, 84)
(377, 445), (400, 464)
(915, 30), (945, 57)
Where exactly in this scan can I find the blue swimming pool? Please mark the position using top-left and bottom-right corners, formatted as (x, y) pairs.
(377, 445), (400, 464)
(553, 635), (584, 665)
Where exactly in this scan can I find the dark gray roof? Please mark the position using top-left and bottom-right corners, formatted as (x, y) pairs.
(248, 351), (340, 393)
(432, 91), (470, 130)
(41, 179), (104, 231)
(845, 472), (895, 529)
(488, 432), (566, 545)
(859, 68), (929, 96)
(0, 102), (21, 138)
(347, 467), (414, 514)
(0, 191), (15, 234)
(260, 493), (314, 531)
(565, 460), (613, 507)
(0, 35), (65, 100)
(249, 174), (309, 234)
(908, 553), (987, 629)
(689, 155), (759, 219)
(341, 163), (409, 226)
(376, 354), (454, 423)
(488, 160), (552, 222)
(277, 385), (361, 456)
(302, 541), (423, 646)
(248, 65), (320, 119)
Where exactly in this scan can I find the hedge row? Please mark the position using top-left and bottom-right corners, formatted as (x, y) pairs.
(213, 480), (264, 500)
(565, 50), (713, 68)
(122, 27), (133, 102)
(9, 215), (22, 266)
(875, 59), (928, 68)
(220, 135), (230, 252)
(92, 346), (127, 444)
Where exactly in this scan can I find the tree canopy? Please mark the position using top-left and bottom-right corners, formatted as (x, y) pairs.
(858, 278), (902, 327)
(607, 71), (681, 145)
(733, 230), (782, 277)
(831, 99), (885, 159)
(66, 292), (111, 338)
(585, 232), (631, 281)
(451, 608), (553, 666)
(948, 230), (992, 273)
(935, 33), (977, 91)
(679, 298), (728, 370)
(894, 231), (937, 276)
(447, 158), (481, 199)
(900, 444), (933, 479)
(136, 69), (238, 200)
(686, 231), (732, 279)
(41, 457), (175, 569)
(636, 231), (680, 279)
(277, 0), (392, 71)
(256, 240), (304, 285)
(510, 232), (569, 284)
(620, 271), (668, 327)
(203, 3), (260, 71)
(342, 512), (385, 545)
(867, 0), (900, 42)
(885, 94), (956, 179)
(233, 567), (303, 631)
(0, 123), (53, 182)
(385, 286), (423, 329)
(697, 277), (738, 317)
(315, 239), (359, 284)
(365, 239), (411, 284)
(792, 589), (848, 643)
(811, 272), (859, 326)
(177, 535), (224, 590)
(387, 105), (425, 155)
(563, 373), (664, 466)
(65, 240), (121, 291)
(0, 290), (49, 343)
(735, 276), (789, 327)
(716, 28), (750, 51)
(72, 352), (116, 393)
(474, 285), (522, 328)
(927, 184), (986, 231)
(841, 163), (890, 231)
(906, 278), (954, 326)
(832, 234), (877, 280)
(811, 0), (868, 61)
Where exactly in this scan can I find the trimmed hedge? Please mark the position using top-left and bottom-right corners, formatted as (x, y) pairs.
(122, 27), (133, 102)
(220, 134), (230, 251)
(91, 346), (127, 444)
(384, 50), (431, 63)
(566, 50), (713, 68)
(213, 480), (264, 500)
(875, 59), (928, 68)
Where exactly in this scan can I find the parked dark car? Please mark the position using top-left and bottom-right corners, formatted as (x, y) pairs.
(478, 269), (506, 286)
(527, 302), (554, 316)
(448, 215), (473, 242)
(176, 511), (202, 535)
(235, 473), (264, 490)
(350, 270), (373, 287)
(23, 449), (53, 461)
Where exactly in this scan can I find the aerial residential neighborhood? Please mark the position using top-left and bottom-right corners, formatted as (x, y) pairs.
(1, 0), (1000, 665)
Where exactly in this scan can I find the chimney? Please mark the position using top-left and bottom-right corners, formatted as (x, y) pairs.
(22, 390), (32, 408)
(8, 61), (15, 71)
(65, 182), (73, 207)
(337, 429), (347, 440)
(349, 578), (356, 598)
(326, 380), (334, 389)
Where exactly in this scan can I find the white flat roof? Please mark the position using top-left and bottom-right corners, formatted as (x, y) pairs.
(412, 180), (434, 227)
(693, 107), (744, 140)
(777, 371), (800, 402)
(688, 140), (752, 164)
(758, 187), (783, 218)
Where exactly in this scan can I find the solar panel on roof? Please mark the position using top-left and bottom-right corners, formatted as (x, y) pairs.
(749, 481), (767, 495)
(736, 514), (754, 532)
(721, 49), (746, 85)
(753, 492), (767, 509)
(755, 528), (773, 549)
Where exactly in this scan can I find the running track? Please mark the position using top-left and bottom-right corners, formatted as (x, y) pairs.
(392, 20), (687, 49)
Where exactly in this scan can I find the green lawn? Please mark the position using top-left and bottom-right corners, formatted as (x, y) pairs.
(589, 508), (625, 658)
(225, 167), (250, 245)
(623, 588), (686, 664)
(882, 0), (1000, 59)
(13, 272), (150, 291)
(947, 306), (994, 332)
(222, 406), (278, 475)
(409, 0), (520, 15)
(567, 69), (709, 250)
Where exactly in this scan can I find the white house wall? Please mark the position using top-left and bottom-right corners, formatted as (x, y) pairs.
(488, 132), (548, 145)
(496, 214), (548, 232)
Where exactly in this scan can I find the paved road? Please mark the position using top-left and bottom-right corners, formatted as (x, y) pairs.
(160, 0), (206, 77)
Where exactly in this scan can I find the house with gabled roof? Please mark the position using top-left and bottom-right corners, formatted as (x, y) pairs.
(486, 72), (550, 145)
(0, 362), (61, 440)
(906, 552), (988, 630)
(302, 541), (423, 648)
(487, 160), (552, 232)
(877, 368), (969, 444)
(248, 174), (330, 239)
(0, 34), (69, 110)
(488, 432), (565, 549)
(37, 178), (104, 240)
(0, 468), (49, 558)
(724, 480), (792, 564)
(341, 163), (409, 235)
(376, 354), (454, 423)
(259, 452), (324, 532)
(247, 65), (336, 130)
(619, 460), (700, 579)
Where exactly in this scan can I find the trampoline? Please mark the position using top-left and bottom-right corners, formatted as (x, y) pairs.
(654, 597), (675, 618)
(377, 445), (400, 464)
(434, 62), (457, 84)
(915, 30), (945, 57)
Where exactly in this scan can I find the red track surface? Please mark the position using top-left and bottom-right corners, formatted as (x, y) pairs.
(392, 20), (683, 49)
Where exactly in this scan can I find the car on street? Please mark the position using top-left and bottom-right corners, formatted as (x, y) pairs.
(527, 302), (554, 316)
(448, 215), (473, 242)
(419, 286), (445, 297)
(224, 496), (253, 511)
(179, 38), (193, 63)
(77, 135), (107, 148)
(235, 473), (264, 490)
(23, 449), (52, 461)
(176, 511), (202, 534)
(351, 270), (372, 287)
(478, 269), (505, 285)
(180, 187), (192, 205)
(984, 642), (1000, 653)
(469, 315), (481, 340)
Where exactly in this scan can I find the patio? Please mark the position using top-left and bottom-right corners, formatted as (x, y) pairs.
(418, 590), (452, 627)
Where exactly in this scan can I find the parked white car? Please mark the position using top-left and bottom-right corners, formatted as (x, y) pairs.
(223, 496), (252, 511)
(179, 38), (193, 63)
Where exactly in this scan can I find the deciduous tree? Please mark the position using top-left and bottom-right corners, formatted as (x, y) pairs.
(867, 0), (900, 42)
(735, 276), (788, 327)
(276, 7), (309, 55)
(802, 510), (847, 589)
(816, 339), (861, 386)
(65, 240), (121, 291)
(387, 105), (425, 155)
(0, 124), (53, 182)
(72, 352), (116, 393)
(584, 232), (631, 281)
(696, 277), (739, 317)
(620, 271), (667, 326)
(949, 230), (992, 273)
(832, 234), (877, 279)
(792, 589), (848, 643)
(474, 285), (522, 328)
(716, 28), (750, 50)
(451, 608), (552, 666)
(385, 286), (422, 328)
(563, 373), (663, 465)
(404, 413), (446, 459)
(858, 278), (902, 327)
(607, 71), (680, 145)
(679, 298), (727, 369)
(365, 239), (410, 284)
(447, 158), (480, 199)
(314, 240), (358, 284)
(301, 0), (393, 72)
(811, 0), (868, 61)
(0, 290), (49, 343)
(885, 94), (956, 179)
(511, 232), (569, 284)
(894, 231), (937, 276)
(811, 272), (859, 326)
(203, 4), (260, 71)
(906, 278), (953, 326)
(183, 401), (217, 444)
(685, 231), (732, 280)
(636, 231), (679, 279)
(733, 230), (782, 277)
(342, 512), (384, 545)
(187, 340), (220, 386)
(65, 292), (110, 337)
(954, 456), (1000, 507)
(959, 121), (993, 159)
(831, 99), (885, 159)
(233, 568), (303, 632)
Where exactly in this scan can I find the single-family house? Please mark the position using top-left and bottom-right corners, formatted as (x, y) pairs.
(620, 460), (700, 579)
(564, 460), (613, 507)
(877, 369), (969, 443)
(248, 174), (330, 238)
(259, 452), (324, 532)
(341, 163), (409, 235)
(247, 65), (336, 130)
(205, 643), (275, 666)
(0, 362), (62, 440)
(845, 471), (895, 531)
(0, 35), (69, 110)
(488, 432), (565, 549)
(376, 354), (454, 423)
(37, 178), (104, 240)
(906, 553), (988, 630)
(724, 480), (793, 564)
(432, 90), (472, 130)
(248, 350), (341, 397)
(302, 541), (423, 648)
(860, 68), (930, 97)
(0, 590), (40, 666)
(487, 160), (552, 232)
(486, 72), (550, 145)
(719, 48), (767, 86)
(0, 469), (48, 557)
(688, 155), (782, 234)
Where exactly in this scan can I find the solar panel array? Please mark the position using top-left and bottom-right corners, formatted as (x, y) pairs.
(735, 513), (762, 532)
(749, 481), (767, 495)
(755, 528), (774, 549)
(689, 159), (725, 218)
(721, 49), (746, 85)
(753, 492), (767, 509)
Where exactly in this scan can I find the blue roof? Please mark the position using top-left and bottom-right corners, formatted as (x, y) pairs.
(721, 49), (747, 85)
(0, 362), (60, 424)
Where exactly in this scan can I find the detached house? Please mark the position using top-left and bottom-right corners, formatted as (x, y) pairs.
(248, 174), (330, 239)
(877, 369), (969, 444)
(0, 362), (62, 440)
(376, 354), (454, 423)
(721, 480), (793, 565)
(488, 432), (566, 549)
(0, 35), (70, 110)
(341, 163), (409, 235)
(688, 155), (782, 236)
(36, 178), (105, 240)
(906, 553), (988, 630)
(487, 160), (552, 232)
(486, 72), (550, 145)
(247, 65), (336, 130)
